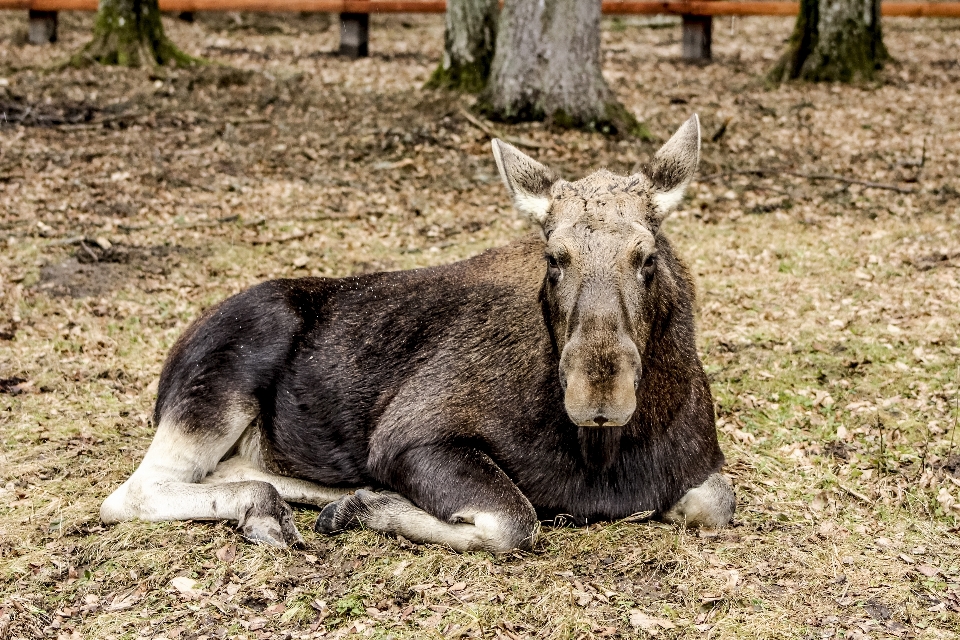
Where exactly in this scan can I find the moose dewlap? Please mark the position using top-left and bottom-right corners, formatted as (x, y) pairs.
(101, 115), (734, 552)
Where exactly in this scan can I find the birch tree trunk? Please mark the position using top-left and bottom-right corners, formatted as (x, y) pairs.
(74, 0), (194, 67)
(426, 0), (499, 92)
(770, 0), (887, 82)
(481, 0), (646, 136)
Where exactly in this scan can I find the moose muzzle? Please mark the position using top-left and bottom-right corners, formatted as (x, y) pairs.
(559, 327), (642, 428)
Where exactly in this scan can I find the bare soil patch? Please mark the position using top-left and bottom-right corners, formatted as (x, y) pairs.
(1, 10), (960, 640)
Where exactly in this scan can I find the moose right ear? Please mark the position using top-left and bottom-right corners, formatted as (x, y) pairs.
(491, 139), (559, 225)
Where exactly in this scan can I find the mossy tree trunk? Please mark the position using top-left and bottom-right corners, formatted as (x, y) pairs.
(74, 0), (195, 67)
(770, 0), (887, 83)
(425, 0), (498, 92)
(480, 0), (646, 137)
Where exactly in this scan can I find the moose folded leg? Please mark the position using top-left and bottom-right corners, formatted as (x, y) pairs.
(317, 446), (539, 553)
(663, 473), (735, 528)
(100, 417), (305, 548)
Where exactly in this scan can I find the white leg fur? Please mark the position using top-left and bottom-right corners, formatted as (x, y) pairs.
(101, 409), (304, 547)
(318, 490), (539, 553)
(663, 473), (735, 528)
(202, 457), (350, 507)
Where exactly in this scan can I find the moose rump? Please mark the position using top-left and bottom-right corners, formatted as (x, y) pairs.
(101, 115), (734, 552)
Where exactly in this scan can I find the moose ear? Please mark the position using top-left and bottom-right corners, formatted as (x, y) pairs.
(648, 114), (701, 220)
(491, 139), (559, 225)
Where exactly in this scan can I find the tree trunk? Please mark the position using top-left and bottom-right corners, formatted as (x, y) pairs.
(769, 0), (887, 83)
(73, 0), (195, 67)
(480, 0), (646, 137)
(425, 0), (498, 92)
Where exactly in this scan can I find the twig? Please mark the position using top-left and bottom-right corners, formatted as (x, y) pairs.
(78, 241), (99, 262)
(838, 484), (872, 504)
(902, 136), (927, 183)
(458, 108), (550, 150)
(55, 113), (139, 131)
(251, 231), (314, 245)
(49, 236), (85, 246)
(877, 413), (885, 477)
(697, 168), (915, 194)
(950, 365), (959, 457)
(916, 409), (933, 481)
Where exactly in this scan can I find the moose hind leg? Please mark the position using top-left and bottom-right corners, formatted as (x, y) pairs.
(663, 473), (735, 528)
(100, 413), (304, 547)
(203, 456), (351, 508)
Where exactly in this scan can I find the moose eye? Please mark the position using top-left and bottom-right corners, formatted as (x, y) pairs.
(640, 254), (657, 281)
(545, 254), (562, 281)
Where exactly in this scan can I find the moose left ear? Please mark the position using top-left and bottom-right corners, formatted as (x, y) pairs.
(648, 114), (701, 221)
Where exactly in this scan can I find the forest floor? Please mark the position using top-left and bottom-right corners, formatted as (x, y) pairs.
(2, 10), (960, 640)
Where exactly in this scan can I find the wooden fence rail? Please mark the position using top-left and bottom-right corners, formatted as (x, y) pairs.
(4, 0), (959, 60)
(3, 0), (960, 15)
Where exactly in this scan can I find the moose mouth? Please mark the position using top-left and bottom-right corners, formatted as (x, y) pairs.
(561, 368), (639, 428)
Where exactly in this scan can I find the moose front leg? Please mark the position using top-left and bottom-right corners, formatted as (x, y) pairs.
(663, 473), (735, 528)
(316, 446), (539, 552)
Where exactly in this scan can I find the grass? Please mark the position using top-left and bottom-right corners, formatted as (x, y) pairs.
(3, 209), (959, 639)
(2, 10), (960, 640)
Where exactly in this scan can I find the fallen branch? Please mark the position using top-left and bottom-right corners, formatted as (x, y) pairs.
(458, 108), (550, 150)
(698, 168), (914, 194)
(837, 484), (873, 504)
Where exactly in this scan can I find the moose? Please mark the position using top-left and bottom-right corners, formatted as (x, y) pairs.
(101, 115), (734, 551)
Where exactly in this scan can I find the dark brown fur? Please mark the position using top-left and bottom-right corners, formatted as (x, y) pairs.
(155, 232), (724, 526)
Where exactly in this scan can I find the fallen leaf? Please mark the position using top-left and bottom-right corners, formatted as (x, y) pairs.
(917, 565), (940, 578)
(216, 543), (237, 563)
(169, 576), (202, 599)
(810, 491), (829, 512)
(248, 617), (268, 631)
(629, 610), (676, 635)
(107, 590), (142, 611)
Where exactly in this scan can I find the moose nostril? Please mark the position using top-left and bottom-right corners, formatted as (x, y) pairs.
(593, 415), (608, 427)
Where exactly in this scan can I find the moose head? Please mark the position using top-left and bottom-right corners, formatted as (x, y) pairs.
(492, 115), (701, 428)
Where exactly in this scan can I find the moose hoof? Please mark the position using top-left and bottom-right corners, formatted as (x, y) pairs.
(315, 489), (403, 534)
(239, 490), (305, 548)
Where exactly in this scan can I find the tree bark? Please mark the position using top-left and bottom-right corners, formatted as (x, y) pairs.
(73, 0), (195, 67)
(480, 0), (646, 137)
(769, 0), (887, 83)
(425, 0), (498, 92)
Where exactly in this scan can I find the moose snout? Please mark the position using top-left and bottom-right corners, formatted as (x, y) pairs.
(559, 337), (642, 428)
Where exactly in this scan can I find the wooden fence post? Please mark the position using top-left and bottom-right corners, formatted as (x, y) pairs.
(339, 12), (369, 58)
(28, 9), (57, 44)
(681, 14), (711, 61)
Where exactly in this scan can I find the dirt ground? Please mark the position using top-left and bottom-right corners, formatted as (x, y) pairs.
(1, 9), (960, 640)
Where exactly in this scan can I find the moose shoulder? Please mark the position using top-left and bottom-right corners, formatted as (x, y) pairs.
(101, 115), (734, 552)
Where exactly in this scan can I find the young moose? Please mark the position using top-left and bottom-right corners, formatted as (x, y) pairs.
(101, 115), (734, 551)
